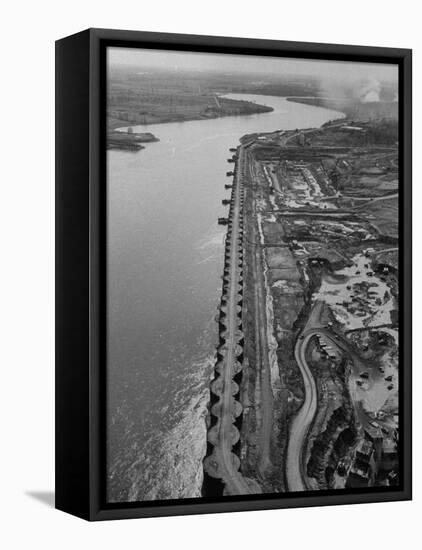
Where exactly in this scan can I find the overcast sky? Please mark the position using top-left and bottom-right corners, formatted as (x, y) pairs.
(108, 47), (398, 83)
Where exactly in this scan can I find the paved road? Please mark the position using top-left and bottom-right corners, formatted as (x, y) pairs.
(352, 192), (398, 210)
(285, 301), (346, 492)
(286, 330), (318, 491)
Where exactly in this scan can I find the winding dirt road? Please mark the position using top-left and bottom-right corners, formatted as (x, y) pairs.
(286, 331), (318, 492)
(286, 301), (345, 492)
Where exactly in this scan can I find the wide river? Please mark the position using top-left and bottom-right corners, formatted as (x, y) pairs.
(106, 94), (344, 502)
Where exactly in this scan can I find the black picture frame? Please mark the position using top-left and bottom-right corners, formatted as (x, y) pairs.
(55, 28), (412, 521)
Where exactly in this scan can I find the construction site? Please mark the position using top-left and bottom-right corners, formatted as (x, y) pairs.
(203, 119), (399, 495)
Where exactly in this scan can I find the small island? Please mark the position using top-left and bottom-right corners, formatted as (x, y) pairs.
(107, 129), (159, 151)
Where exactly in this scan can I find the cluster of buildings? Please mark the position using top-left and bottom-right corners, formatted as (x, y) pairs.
(345, 431), (399, 488)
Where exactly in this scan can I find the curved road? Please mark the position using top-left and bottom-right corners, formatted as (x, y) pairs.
(286, 332), (318, 491)
(286, 302), (346, 492)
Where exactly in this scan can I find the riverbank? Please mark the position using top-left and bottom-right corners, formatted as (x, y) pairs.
(234, 118), (399, 493)
(108, 96), (273, 129)
(286, 96), (398, 121)
(107, 131), (159, 151)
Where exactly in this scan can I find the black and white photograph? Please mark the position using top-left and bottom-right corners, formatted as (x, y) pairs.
(3, 0), (420, 544)
(106, 47), (402, 503)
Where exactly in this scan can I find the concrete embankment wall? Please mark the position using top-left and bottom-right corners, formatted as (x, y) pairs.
(202, 150), (247, 496)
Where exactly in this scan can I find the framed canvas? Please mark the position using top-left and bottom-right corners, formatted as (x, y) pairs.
(55, 28), (412, 520)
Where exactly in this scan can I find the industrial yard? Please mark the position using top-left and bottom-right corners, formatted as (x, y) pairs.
(204, 119), (399, 495)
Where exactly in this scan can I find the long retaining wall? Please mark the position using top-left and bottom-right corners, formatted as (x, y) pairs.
(202, 149), (256, 496)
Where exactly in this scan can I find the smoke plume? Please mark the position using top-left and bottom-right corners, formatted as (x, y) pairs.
(359, 78), (381, 103)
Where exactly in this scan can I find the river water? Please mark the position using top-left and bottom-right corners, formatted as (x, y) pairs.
(106, 94), (344, 502)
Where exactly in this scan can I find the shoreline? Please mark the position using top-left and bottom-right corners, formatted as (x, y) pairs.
(107, 96), (274, 130)
(204, 117), (398, 494)
(286, 96), (398, 121)
(107, 130), (159, 151)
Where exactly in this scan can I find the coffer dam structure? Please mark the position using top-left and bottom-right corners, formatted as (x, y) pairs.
(202, 148), (261, 496)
